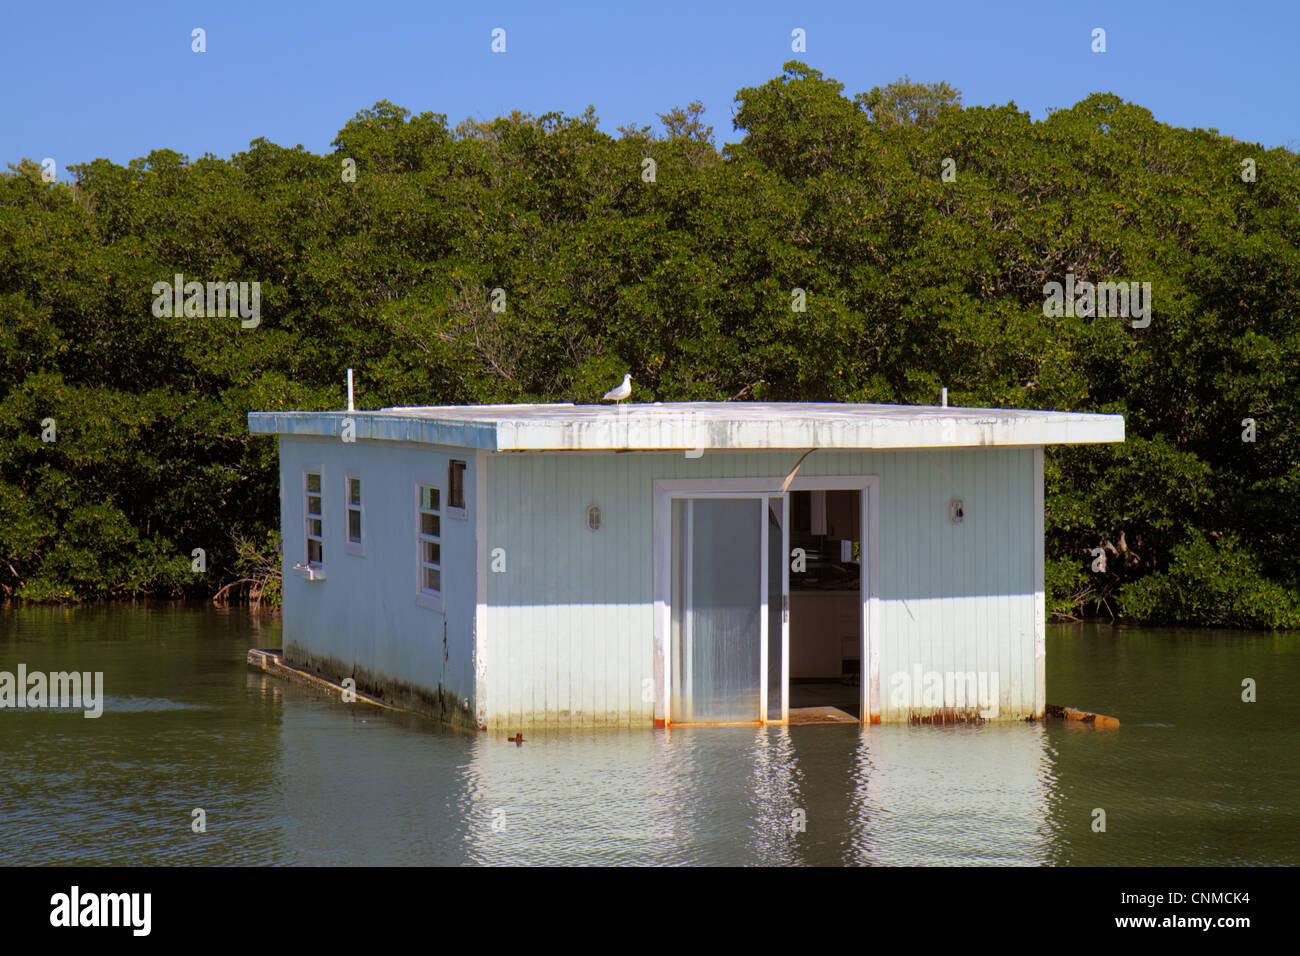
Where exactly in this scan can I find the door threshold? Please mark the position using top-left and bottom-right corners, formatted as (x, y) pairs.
(788, 705), (860, 724)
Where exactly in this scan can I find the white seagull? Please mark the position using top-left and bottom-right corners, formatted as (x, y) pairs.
(601, 372), (632, 405)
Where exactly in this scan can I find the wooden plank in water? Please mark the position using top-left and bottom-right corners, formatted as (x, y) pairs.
(1045, 703), (1121, 728)
(246, 648), (406, 713)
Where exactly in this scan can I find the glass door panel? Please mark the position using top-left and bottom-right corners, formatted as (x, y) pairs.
(670, 497), (763, 723)
(766, 495), (785, 721)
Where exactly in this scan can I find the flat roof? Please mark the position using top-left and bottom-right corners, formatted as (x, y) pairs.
(247, 402), (1124, 451)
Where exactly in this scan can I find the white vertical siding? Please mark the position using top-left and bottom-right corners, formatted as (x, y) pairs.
(484, 447), (1040, 727)
(277, 437), (479, 722)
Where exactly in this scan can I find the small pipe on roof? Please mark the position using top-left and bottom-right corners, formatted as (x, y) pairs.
(347, 368), (355, 412)
(941, 387), (948, 408)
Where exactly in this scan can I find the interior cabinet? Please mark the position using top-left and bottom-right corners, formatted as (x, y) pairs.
(789, 591), (861, 678)
(825, 489), (860, 540)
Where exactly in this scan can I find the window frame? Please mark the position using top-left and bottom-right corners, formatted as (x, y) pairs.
(301, 466), (326, 578)
(414, 477), (443, 611)
(447, 459), (468, 519)
(344, 470), (364, 557)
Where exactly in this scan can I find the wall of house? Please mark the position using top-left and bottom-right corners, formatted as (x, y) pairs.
(276, 435), (479, 726)
(483, 447), (1040, 727)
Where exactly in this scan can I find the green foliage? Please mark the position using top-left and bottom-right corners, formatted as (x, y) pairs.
(856, 75), (963, 130)
(222, 530), (282, 610)
(1, 64), (1297, 625)
(1120, 530), (1300, 628)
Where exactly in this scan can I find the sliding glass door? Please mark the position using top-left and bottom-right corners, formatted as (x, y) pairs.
(669, 494), (787, 724)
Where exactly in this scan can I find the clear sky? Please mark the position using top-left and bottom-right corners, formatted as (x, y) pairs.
(3, 0), (1297, 177)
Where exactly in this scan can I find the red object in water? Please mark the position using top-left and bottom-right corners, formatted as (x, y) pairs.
(508, 733), (524, 745)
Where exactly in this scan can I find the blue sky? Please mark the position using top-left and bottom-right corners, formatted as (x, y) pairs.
(3, 0), (1297, 177)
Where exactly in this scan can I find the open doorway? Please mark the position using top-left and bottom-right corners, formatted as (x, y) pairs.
(787, 489), (862, 722)
(654, 476), (874, 726)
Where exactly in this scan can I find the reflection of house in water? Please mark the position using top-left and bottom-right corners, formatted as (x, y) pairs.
(260, 683), (1056, 865)
(247, 401), (1122, 728)
(854, 725), (1054, 864)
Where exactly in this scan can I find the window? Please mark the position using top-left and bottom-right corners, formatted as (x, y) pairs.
(416, 484), (441, 605)
(304, 471), (324, 568)
(447, 459), (467, 518)
(345, 474), (363, 556)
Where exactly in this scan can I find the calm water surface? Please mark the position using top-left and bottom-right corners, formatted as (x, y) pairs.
(0, 605), (1296, 865)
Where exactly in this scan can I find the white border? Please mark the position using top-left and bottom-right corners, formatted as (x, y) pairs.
(473, 451), (489, 729)
(1033, 446), (1046, 718)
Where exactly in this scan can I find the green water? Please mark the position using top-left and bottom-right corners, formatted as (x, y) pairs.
(0, 605), (1295, 865)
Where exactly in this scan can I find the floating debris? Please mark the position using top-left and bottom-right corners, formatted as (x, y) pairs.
(1045, 704), (1120, 728)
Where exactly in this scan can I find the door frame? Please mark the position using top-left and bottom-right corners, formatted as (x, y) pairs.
(668, 492), (777, 725)
(653, 475), (879, 725)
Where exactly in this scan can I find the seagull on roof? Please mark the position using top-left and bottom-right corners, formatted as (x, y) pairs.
(602, 372), (632, 405)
